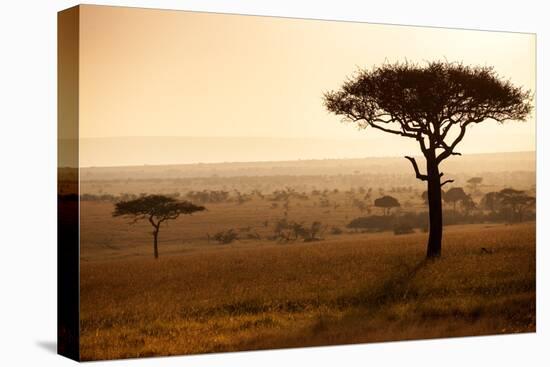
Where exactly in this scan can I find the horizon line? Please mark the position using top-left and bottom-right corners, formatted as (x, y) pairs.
(76, 150), (536, 170)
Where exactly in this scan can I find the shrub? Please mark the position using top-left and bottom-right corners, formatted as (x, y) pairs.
(330, 226), (343, 235)
(272, 219), (325, 242)
(212, 229), (239, 244)
(347, 215), (393, 231)
(393, 223), (415, 235)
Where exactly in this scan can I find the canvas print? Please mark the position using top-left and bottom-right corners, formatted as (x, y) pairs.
(58, 5), (536, 361)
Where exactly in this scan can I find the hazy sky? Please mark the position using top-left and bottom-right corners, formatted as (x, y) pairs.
(78, 5), (535, 165)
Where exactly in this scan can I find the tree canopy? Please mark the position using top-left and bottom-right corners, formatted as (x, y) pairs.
(374, 195), (400, 215)
(498, 188), (535, 217)
(467, 177), (483, 185)
(324, 61), (532, 167)
(444, 187), (468, 203)
(374, 195), (400, 208)
(113, 195), (205, 224)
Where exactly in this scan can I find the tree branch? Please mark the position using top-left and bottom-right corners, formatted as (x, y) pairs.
(404, 156), (428, 181)
(437, 124), (468, 163)
(438, 138), (461, 153)
(365, 120), (417, 138)
(148, 214), (159, 229)
(128, 214), (146, 225)
(441, 179), (454, 187)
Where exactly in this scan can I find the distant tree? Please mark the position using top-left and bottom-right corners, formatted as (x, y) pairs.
(374, 195), (400, 216)
(234, 190), (252, 205)
(481, 191), (502, 213)
(252, 189), (265, 200)
(325, 61), (532, 258)
(212, 229), (239, 244)
(289, 222), (306, 241)
(273, 218), (293, 242)
(186, 190), (230, 204)
(498, 188), (535, 222)
(303, 221), (325, 242)
(467, 177), (483, 192)
(461, 194), (476, 216)
(113, 195), (205, 259)
(444, 187), (468, 212)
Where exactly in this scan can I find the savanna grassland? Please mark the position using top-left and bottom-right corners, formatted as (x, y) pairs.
(76, 153), (536, 360)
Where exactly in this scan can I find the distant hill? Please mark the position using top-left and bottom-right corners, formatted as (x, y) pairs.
(75, 135), (535, 168)
(78, 151), (535, 181)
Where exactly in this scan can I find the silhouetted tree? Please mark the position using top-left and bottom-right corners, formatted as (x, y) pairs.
(374, 195), (400, 216)
(273, 218), (293, 242)
(461, 194), (476, 216)
(324, 61), (532, 258)
(467, 177), (483, 193)
(113, 195), (205, 259)
(481, 191), (502, 213)
(444, 187), (468, 212)
(303, 221), (325, 242)
(498, 188), (535, 223)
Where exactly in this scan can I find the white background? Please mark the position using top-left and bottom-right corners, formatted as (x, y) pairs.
(0, 0), (547, 365)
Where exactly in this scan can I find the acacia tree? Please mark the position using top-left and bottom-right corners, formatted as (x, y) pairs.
(498, 188), (535, 223)
(374, 195), (400, 216)
(324, 61), (532, 258)
(113, 195), (205, 259)
(467, 177), (483, 193)
(444, 187), (468, 212)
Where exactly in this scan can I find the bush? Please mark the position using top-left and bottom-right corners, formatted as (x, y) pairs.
(347, 212), (430, 232)
(330, 226), (343, 235)
(347, 215), (393, 231)
(272, 219), (325, 242)
(246, 231), (261, 240)
(393, 223), (415, 235)
(212, 229), (239, 244)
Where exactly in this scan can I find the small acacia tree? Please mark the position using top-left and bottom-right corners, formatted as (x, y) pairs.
(444, 187), (468, 212)
(324, 61), (532, 258)
(113, 195), (205, 259)
(498, 188), (535, 223)
(374, 195), (400, 216)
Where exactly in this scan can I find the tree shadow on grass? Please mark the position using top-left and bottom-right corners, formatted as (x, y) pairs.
(335, 259), (429, 310)
(238, 259), (432, 351)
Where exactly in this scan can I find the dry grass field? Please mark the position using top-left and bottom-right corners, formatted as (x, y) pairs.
(77, 154), (536, 360)
(80, 202), (535, 360)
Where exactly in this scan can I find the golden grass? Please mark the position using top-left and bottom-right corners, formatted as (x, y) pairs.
(80, 199), (412, 261)
(80, 218), (535, 360)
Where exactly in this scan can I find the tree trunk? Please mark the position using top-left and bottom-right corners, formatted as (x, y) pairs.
(426, 156), (443, 258)
(153, 229), (159, 259)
